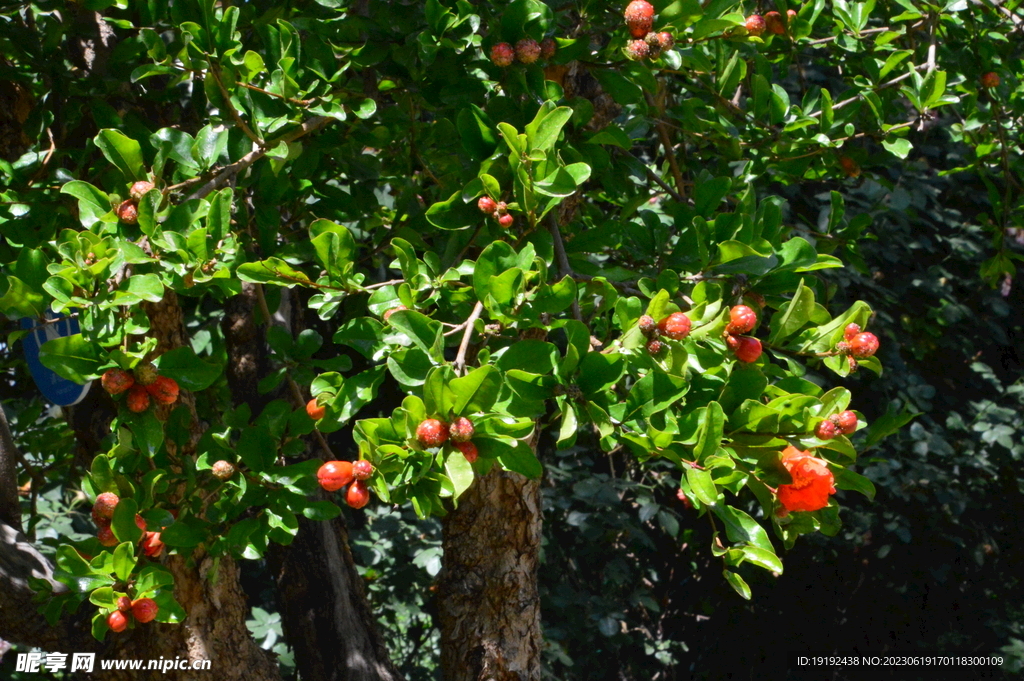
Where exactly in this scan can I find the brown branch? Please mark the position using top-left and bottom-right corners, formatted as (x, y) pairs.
(645, 90), (688, 198)
(208, 64), (265, 147)
(643, 162), (687, 204)
(184, 116), (331, 203)
(237, 81), (316, 107)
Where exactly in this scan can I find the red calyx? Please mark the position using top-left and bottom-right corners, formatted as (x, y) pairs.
(814, 420), (838, 440)
(101, 369), (135, 396)
(490, 43), (515, 67)
(92, 492), (120, 524)
(107, 610), (129, 633)
(765, 11), (786, 35)
(306, 398), (326, 420)
(352, 460), (374, 481)
(624, 0), (655, 38)
(127, 386), (151, 413)
(346, 480), (371, 509)
(318, 461), (354, 492)
(515, 38), (541, 64)
(726, 305), (757, 335)
(733, 336), (762, 363)
(478, 196), (498, 214)
(416, 419), (450, 448)
(132, 598), (158, 623)
(140, 531), (164, 558)
(456, 441), (478, 463)
(832, 410), (858, 435)
(848, 332), (879, 359)
(745, 14), (766, 36)
(450, 417), (475, 443)
(146, 376), (179, 405)
(658, 312), (691, 340)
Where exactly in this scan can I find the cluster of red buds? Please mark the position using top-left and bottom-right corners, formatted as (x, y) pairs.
(490, 37), (557, 67)
(102, 361), (179, 413)
(477, 195), (514, 229)
(623, 1), (675, 61)
(317, 460), (374, 508)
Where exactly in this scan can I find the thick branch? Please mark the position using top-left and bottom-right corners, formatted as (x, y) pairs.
(0, 521), (97, 652)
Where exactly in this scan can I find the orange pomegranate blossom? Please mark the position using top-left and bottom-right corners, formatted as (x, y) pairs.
(776, 446), (836, 514)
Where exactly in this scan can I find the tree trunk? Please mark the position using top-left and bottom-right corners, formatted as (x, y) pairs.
(222, 285), (404, 681)
(437, 468), (543, 681)
(270, 515), (404, 681)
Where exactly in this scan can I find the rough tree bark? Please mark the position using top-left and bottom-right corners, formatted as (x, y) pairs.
(437, 467), (543, 681)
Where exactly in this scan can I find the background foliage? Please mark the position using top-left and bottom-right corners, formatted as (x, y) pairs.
(1, 0), (1022, 678)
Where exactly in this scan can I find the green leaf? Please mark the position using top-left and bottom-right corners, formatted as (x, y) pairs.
(0, 276), (47, 317)
(882, 137), (913, 159)
(686, 466), (719, 505)
(445, 450), (476, 500)
(768, 279), (815, 343)
(557, 401), (578, 449)
(111, 498), (143, 544)
(426, 190), (480, 230)
(863, 401), (919, 448)
(712, 503), (774, 552)
(450, 365), (502, 414)
(154, 346), (221, 391)
(54, 546), (113, 594)
(112, 542), (137, 582)
(576, 353), (625, 397)
(94, 129), (145, 182)
(237, 425), (276, 472)
(385, 310), (443, 361)
(740, 545), (784, 573)
(122, 274), (165, 303)
(302, 501), (342, 521)
(695, 402), (725, 461)
(833, 466), (876, 501)
(160, 517), (209, 547)
(38, 334), (105, 383)
(530, 106), (573, 151)
(237, 258), (312, 286)
(457, 105), (498, 159)
(487, 438), (542, 478)
(310, 220), (356, 276)
(723, 569), (751, 599)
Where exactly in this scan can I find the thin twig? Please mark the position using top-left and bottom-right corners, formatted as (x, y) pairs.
(237, 81), (316, 107)
(208, 64), (265, 147)
(362, 279), (403, 291)
(807, 64), (929, 119)
(643, 163), (687, 204)
(453, 301), (484, 375)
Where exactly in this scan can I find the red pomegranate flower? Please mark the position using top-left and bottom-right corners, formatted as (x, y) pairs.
(776, 446), (836, 513)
